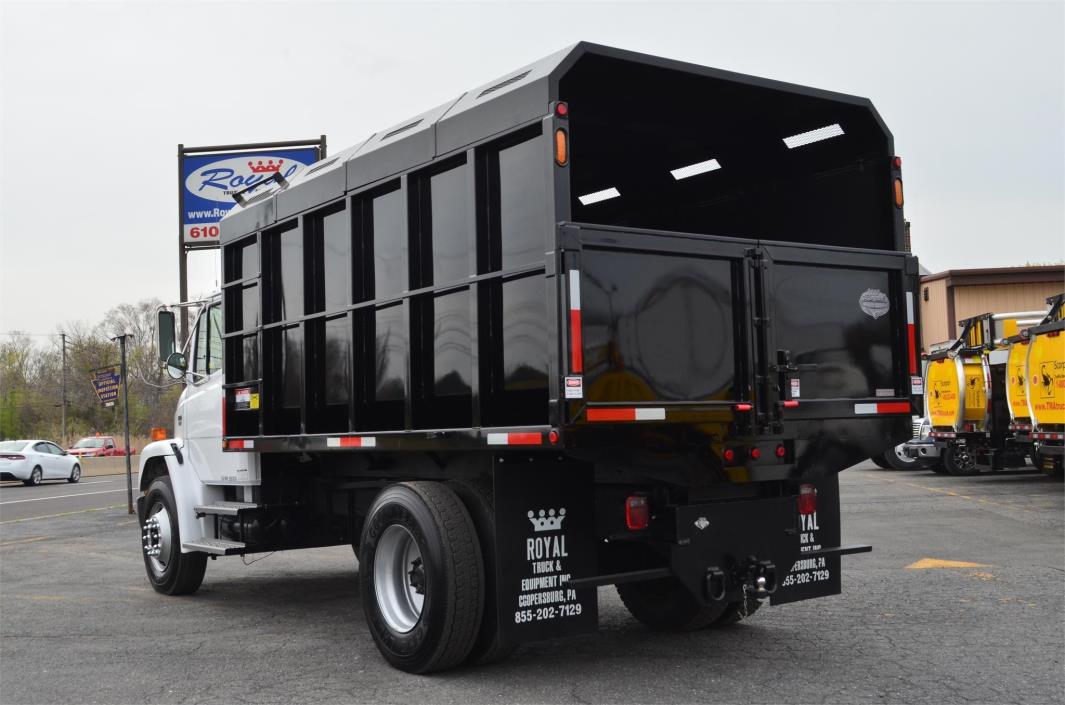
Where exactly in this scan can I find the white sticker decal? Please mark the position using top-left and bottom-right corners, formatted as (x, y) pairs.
(911, 375), (925, 395)
(790, 378), (801, 399)
(564, 376), (584, 399)
(859, 288), (890, 319)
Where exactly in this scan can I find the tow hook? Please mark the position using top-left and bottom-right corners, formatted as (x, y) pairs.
(704, 558), (778, 602)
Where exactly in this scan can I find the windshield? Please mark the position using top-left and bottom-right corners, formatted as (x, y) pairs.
(73, 438), (105, 448)
(0, 441), (29, 452)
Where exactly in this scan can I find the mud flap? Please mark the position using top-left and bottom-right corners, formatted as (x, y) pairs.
(771, 475), (842, 605)
(493, 457), (598, 648)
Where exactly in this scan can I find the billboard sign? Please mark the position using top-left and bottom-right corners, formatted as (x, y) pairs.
(91, 366), (121, 408)
(181, 147), (318, 247)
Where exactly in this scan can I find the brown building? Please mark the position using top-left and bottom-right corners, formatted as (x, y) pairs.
(919, 265), (1065, 348)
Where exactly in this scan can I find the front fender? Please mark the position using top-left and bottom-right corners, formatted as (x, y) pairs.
(137, 438), (220, 552)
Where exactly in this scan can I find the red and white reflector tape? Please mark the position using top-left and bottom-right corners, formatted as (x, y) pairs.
(326, 436), (377, 448)
(487, 432), (543, 446)
(569, 270), (583, 374)
(1033, 432), (1065, 441)
(906, 292), (918, 375)
(854, 401), (911, 415)
(587, 407), (667, 422)
(226, 439), (254, 449)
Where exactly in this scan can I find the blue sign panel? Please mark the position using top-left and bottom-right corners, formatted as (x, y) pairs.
(181, 147), (319, 246)
(91, 366), (121, 407)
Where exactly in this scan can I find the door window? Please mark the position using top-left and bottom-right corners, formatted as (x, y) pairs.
(208, 305), (224, 374)
(193, 310), (209, 376)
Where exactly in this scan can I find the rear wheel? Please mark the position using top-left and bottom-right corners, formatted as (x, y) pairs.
(1033, 452), (1064, 479)
(141, 476), (207, 595)
(360, 482), (484, 673)
(617, 576), (727, 631)
(448, 477), (515, 666)
(67, 464), (81, 483)
(943, 446), (978, 476)
(882, 444), (918, 470)
(23, 467), (42, 487)
(869, 455), (892, 469)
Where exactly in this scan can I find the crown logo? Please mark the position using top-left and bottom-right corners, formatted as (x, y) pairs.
(248, 159), (283, 174)
(528, 508), (566, 532)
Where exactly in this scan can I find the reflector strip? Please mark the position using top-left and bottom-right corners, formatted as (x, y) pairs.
(487, 432), (543, 446)
(670, 158), (721, 180)
(783, 123), (844, 149)
(587, 408), (666, 422)
(569, 271), (583, 373)
(855, 402), (911, 415)
(578, 187), (620, 205)
(1033, 432), (1065, 441)
(326, 436), (377, 448)
(906, 292), (918, 374)
(226, 439), (254, 450)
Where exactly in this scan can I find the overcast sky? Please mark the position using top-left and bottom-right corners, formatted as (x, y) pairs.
(1, 0), (1062, 334)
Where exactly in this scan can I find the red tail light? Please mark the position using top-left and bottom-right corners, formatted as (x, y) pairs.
(0, 454), (25, 460)
(723, 448), (735, 463)
(733, 403), (753, 412)
(625, 495), (650, 531)
(749, 447), (761, 460)
(775, 445), (786, 458)
(798, 483), (817, 515)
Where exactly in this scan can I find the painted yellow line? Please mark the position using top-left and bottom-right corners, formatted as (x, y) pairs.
(0, 504), (127, 524)
(0, 535), (50, 547)
(906, 558), (992, 570)
(871, 476), (1033, 513)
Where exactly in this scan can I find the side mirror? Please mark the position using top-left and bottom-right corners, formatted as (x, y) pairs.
(165, 351), (188, 380)
(158, 310), (176, 364)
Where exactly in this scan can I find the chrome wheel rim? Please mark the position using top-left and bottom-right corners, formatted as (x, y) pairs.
(143, 503), (174, 576)
(893, 444), (915, 465)
(71, 466), (80, 481)
(31, 469), (41, 485)
(373, 525), (425, 633)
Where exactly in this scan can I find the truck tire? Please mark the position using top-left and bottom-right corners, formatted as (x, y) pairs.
(617, 576), (727, 631)
(943, 446), (978, 476)
(882, 445), (918, 470)
(360, 482), (484, 673)
(448, 477), (516, 666)
(869, 455), (892, 469)
(142, 476), (207, 595)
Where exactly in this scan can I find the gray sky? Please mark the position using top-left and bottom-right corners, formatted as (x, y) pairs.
(2, 0), (1063, 333)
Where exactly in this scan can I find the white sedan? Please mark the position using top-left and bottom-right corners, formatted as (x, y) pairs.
(0, 440), (81, 486)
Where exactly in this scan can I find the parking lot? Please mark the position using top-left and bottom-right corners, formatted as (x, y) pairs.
(1, 463), (1062, 705)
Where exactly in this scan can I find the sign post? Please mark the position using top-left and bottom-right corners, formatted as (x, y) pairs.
(110, 335), (134, 515)
(177, 138), (325, 345)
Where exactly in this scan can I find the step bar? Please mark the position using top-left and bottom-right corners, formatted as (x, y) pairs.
(182, 538), (245, 555)
(194, 501), (258, 517)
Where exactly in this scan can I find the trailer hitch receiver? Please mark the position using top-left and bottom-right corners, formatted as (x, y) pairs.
(705, 557), (778, 602)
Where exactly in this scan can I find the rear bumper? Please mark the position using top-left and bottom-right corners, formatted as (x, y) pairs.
(903, 440), (940, 460)
(0, 468), (29, 481)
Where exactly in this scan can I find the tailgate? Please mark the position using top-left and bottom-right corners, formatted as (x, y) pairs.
(561, 224), (920, 428)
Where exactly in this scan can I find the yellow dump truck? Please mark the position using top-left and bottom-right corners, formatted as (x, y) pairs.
(1011, 294), (1065, 477)
(926, 308), (1047, 475)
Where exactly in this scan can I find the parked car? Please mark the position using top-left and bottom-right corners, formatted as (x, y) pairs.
(0, 440), (81, 485)
(67, 436), (135, 458)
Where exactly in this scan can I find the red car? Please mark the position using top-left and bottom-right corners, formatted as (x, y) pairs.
(67, 436), (135, 458)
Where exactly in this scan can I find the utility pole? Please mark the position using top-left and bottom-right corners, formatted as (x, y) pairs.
(60, 332), (67, 446)
(111, 333), (134, 515)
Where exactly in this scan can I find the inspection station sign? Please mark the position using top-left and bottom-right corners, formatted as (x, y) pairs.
(181, 147), (318, 246)
(90, 366), (121, 408)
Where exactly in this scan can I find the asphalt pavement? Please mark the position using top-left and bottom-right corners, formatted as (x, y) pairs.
(0, 474), (134, 522)
(0, 463), (1062, 704)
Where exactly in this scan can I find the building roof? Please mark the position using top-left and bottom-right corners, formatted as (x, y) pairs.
(921, 265), (1065, 287)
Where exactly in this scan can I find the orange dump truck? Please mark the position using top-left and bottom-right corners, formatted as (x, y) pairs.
(1008, 295), (1065, 477)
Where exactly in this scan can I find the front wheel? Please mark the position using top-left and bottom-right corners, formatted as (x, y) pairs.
(360, 482), (484, 674)
(23, 467), (42, 487)
(943, 446), (978, 476)
(68, 464), (81, 483)
(141, 476), (207, 595)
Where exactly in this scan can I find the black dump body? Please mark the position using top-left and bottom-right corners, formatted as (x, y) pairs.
(218, 43), (920, 484)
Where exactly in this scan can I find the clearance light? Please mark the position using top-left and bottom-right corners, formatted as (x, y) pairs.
(555, 101), (569, 118)
(783, 400), (799, 408)
(150, 427), (166, 442)
(733, 403), (753, 412)
(798, 484), (817, 515)
(548, 429), (559, 444)
(625, 495), (650, 531)
(783, 123), (844, 149)
(775, 445), (787, 458)
(723, 448), (736, 463)
(750, 447), (762, 460)
(578, 187), (620, 206)
(555, 128), (569, 166)
(894, 178), (904, 208)
(893, 155), (902, 169)
(670, 158), (721, 180)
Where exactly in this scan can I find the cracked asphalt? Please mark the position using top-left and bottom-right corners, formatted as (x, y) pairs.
(1, 462), (1062, 704)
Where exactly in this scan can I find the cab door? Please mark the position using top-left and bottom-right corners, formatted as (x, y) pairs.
(184, 304), (253, 484)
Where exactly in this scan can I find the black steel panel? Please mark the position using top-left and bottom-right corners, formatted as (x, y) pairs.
(580, 248), (739, 403)
(222, 197), (275, 241)
(276, 140), (369, 221)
